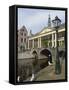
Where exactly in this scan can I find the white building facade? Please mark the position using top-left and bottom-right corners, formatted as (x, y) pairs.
(28, 24), (65, 49)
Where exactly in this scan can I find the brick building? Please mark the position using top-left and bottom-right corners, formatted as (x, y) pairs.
(18, 26), (28, 52)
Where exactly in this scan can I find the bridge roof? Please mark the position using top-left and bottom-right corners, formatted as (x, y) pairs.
(29, 23), (65, 39)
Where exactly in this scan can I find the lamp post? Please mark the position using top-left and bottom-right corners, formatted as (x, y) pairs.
(52, 16), (61, 74)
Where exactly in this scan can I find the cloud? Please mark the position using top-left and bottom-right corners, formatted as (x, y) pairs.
(18, 8), (65, 34)
(24, 11), (48, 27)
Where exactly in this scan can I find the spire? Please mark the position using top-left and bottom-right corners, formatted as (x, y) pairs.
(30, 30), (32, 35)
(28, 30), (33, 36)
(48, 14), (51, 27)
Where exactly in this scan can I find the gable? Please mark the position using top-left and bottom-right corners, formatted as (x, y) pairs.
(39, 28), (52, 35)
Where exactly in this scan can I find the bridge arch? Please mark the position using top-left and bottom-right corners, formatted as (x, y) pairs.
(40, 48), (52, 63)
(31, 49), (38, 55)
(30, 48), (52, 63)
(32, 50), (37, 55)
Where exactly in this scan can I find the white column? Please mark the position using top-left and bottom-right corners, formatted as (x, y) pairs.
(38, 37), (41, 48)
(28, 40), (29, 49)
(55, 33), (57, 47)
(40, 37), (41, 48)
(38, 38), (40, 48)
(32, 39), (34, 48)
(52, 33), (54, 48)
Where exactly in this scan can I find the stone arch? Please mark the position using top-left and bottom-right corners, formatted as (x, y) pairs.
(31, 49), (38, 55)
(40, 48), (52, 63)
(32, 50), (37, 55)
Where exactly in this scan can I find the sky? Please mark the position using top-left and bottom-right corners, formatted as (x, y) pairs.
(18, 8), (65, 34)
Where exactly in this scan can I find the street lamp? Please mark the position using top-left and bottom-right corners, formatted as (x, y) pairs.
(52, 16), (61, 74)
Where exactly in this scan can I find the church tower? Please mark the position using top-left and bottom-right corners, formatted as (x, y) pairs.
(48, 14), (51, 27)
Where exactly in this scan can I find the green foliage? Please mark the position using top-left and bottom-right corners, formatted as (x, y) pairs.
(20, 45), (25, 52)
(42, 39), (48, 47)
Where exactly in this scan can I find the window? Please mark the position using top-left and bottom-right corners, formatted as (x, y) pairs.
(20, 45), (22, 51)
(24, 38), (26, 43)
(21, 38), (23, 42)
(21, 32), (23, 36)
(24, 33), (26, 36)
(23, 29), (24, 31)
